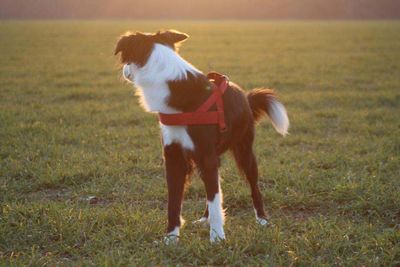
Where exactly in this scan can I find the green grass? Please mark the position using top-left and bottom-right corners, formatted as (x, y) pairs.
(0, 20), (399, 266)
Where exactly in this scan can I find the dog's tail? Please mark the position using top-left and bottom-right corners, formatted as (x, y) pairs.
(247, 88), (289, 136)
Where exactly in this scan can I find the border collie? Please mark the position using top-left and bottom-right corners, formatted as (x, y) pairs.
(114, 30), (289, 243)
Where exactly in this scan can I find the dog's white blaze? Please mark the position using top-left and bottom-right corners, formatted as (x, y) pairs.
(208, 192), (225, 242)
(126, 43), (201, 151)
(140, 44), (200, 84)
(130, 44), (200, 112)
(268, 100), (290, 136)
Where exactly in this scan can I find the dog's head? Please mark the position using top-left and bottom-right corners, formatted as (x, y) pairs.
(115, 30), (189, 83)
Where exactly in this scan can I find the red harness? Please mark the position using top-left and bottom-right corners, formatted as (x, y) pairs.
(159, 72), (229, 132)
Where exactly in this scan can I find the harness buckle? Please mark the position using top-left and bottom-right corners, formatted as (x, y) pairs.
(222, 75), (229, 83)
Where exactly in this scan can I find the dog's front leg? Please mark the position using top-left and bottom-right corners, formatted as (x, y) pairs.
(163, 143), (189, 244)
(197, 155), (225, 242)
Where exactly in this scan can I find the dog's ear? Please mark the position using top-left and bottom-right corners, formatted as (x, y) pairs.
(114, 33), (132, 56)
(163, 30), (189, 43)
(157, 30), (189, 44)
(115, 32), (154, 66)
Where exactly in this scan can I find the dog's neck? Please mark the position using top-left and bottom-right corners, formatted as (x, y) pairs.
(133, 44), (203, 113)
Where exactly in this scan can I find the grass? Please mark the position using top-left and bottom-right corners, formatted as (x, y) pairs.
(0, 20), (399, 266)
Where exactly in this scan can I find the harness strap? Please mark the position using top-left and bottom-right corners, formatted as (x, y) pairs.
(158, 72), (229, 132)
(158, 111), (221, 125)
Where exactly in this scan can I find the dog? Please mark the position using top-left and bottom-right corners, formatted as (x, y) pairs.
(114, 29), (289, 243)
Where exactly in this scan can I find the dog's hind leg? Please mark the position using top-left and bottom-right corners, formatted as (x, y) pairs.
(163, 143), (192, 244)
(232, 133), (269, 226)
(196, 154), (225, 242)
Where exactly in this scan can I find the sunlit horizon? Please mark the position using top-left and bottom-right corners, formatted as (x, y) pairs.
(1, 0), (400, 20)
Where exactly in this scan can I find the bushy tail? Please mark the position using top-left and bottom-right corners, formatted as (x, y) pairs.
(247, 88), (290, 136)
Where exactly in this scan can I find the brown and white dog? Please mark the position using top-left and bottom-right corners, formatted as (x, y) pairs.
(114, 30), (289, 243)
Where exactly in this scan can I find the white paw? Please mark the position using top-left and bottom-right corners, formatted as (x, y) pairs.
(163, 234), (179, 245)
(256, 217), (269, 226)
(163, 226), (180, 245)
(210, 228), (225, 243)
(192, 217), (208, 226)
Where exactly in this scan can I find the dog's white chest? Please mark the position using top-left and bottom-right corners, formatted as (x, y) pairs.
(160, 124), (194, 150)
(134, 83), (195, 151)
(134, 85), (195, 150)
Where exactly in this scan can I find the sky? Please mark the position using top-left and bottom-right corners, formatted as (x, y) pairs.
(1, 0), (400, 19)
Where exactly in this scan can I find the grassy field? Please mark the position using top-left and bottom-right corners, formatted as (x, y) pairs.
(0, 20), (399, 266)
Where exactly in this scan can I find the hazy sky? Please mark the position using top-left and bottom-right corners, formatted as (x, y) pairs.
(1, 0), (400, 19)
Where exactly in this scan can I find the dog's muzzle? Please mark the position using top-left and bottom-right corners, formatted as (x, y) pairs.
(123, 64), (134, 83)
